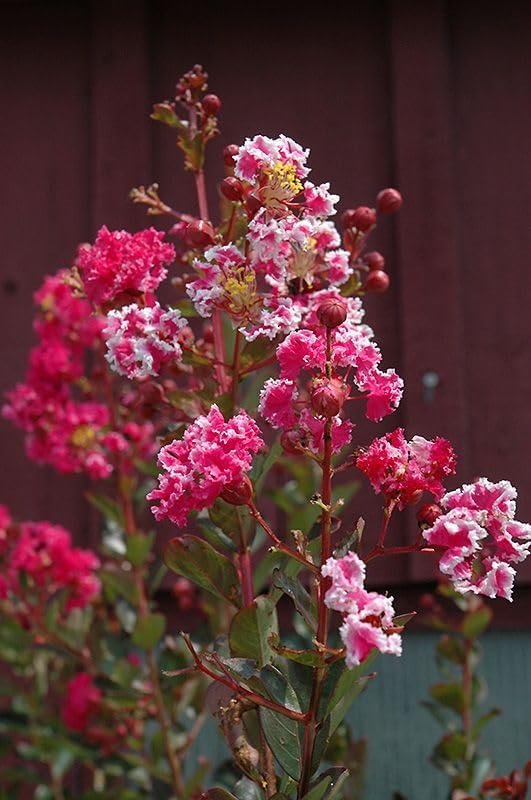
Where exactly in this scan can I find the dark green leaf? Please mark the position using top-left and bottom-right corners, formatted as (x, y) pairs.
(436, 635), (465, 665)
(252, 438), (282, 495)
(333, 518), (365, 558)
(229, 597), (278, 666)
(260, 664), (302, 712)
(271, 570), (317, 631)
(430, 682), (464, 714)
(234, 777), (263, 800)
(165, 535), (241, 607)
(321, 653), (377, 722)
(259, 707), (301, 781)
(197, 519), (236, 552)
(302, 773), (332, 800)
(433, 733), (468, 762)
(132, 613), (166, 650)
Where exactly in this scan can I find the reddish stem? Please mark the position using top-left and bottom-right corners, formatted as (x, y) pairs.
(247, 502), (319, 574)
(298, 328), (334, 798)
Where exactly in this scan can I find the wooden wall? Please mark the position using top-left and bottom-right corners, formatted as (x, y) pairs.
(1, 0), (530, 592)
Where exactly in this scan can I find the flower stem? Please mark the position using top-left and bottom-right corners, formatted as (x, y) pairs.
(298, 328), (334, 797)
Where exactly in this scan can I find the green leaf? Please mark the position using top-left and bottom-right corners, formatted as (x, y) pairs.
(321, 653), (377, 722)
(271, 570), (317, 631)
(301, 773), (332, 800)
(100, 569), (139, 605)
(260, 663), (302, 713)
(209, 499), (250, 541)
(197, 518), (236, 552)
(269, 634), (324, 667)
(429, 682), (464, 714)
(436, 635), (465, 665)
(471, 708), (500, 740)
(126, 532), (154, 567)
(252, 438), (282, 495)
(303, 769), (350, 800)
(86, 493), (125, 527)
(165, 535), (241, 607)
(433, 732), (468, 763)
(151, 102), (185, 130)
(462, 607), (492, 639)
(259, 706), (301, 781)
(132, 613), (166, 650)
(229, 596), (279, 666)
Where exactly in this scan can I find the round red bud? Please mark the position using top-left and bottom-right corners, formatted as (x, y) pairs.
(340, 208), (358, 230)
(221, 176), (244, 202)
(416, 503), (442, 528)
(365, 270), (390, 293)
(185, 219), (216, 248)
(310, 377), (348, 418)
(220, 476), (254, 506)
(202, 93), (221, 115)
(223, 144), (239, 167)
(376, 188), (403, 214)
(317, 296), (348, 328)
(351, 206), (376, 232)
(364, 251), (385, 271)
(280, 429), (305, 455)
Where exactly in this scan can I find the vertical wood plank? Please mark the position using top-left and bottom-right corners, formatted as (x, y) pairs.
(390, 0), (468, 580)
(0, 2), (91, 534)
(89, 0), (151, 231)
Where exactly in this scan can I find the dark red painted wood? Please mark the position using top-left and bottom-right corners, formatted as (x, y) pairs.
(0, 0), (529, 592)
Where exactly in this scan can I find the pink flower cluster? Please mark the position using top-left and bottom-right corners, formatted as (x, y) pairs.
(357, 428), (456, 509)
(76, 226), (175, 306)
(259, 294), (403, 455)
(3, 270), (157, 478)
(423, 478), (531, 600)
(104, 302), (187, 379)
(62, 672), (102, 732)
(0, 506), (100, 613)
(322, 552), (402, 667)
(148, 405), (264, 526)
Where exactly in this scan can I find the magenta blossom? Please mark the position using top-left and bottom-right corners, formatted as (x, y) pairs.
(148, 405), (264, 526)
(76, 226), (175, 306)
(357, 428), (456, 509)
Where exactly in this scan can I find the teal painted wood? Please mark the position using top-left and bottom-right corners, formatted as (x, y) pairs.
(348, 632), (531, 799)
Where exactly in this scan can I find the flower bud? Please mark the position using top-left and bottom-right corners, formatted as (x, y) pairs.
(310, 377), (347, 418)
(416, 503), (442, 528)
(365, 270), (389, 293)
(376, 188), (403, 214)
(223, 144), (239, 167)
(202, 93), (221, 115)
(185, 220), (216, 247)
(280, 429), (305, 454)
(351, 206), (377, 232)
(364, 251), (385, 271)
(220, 176), (244, 201)
(340, 208), (358, 229)
(220, 475), (254, 506)
(316, 296), (348, 328)
(172, 577), (197, 611)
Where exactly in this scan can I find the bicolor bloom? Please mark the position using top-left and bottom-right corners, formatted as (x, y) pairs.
(104, 302), (187, 379)
(148, 405), (264, 526)
(322, 552), (402, 667)
(423, 478), (531, 600)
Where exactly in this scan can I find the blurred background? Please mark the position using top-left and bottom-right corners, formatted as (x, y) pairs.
(1, 1), (530, 796)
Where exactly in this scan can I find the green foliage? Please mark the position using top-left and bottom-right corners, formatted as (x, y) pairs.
(165, 534), (242, 607)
